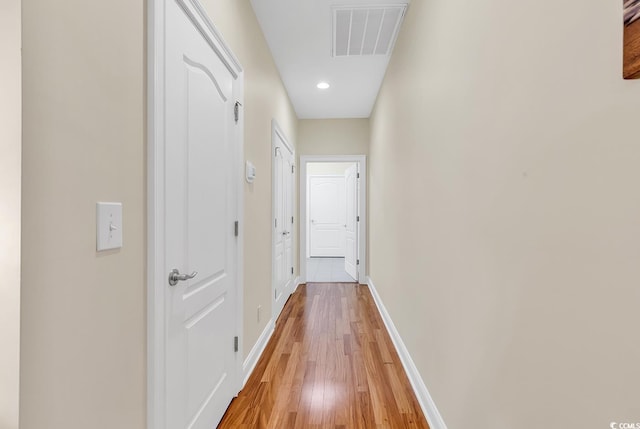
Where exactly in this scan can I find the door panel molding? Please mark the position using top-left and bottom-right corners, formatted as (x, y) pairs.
(299, 155), (367, 284)
(309, 175), (346, 257)
(148, 1), (244, 428)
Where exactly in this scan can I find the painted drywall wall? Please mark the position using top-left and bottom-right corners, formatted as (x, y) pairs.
(199, 0), (298, 357)
(369, 1), (640, 428)
(298, 119), (369, 155)
(20, 1), (146, 428)
(0, 1), (21, 427)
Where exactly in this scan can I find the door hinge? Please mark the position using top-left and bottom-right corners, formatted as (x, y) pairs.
(234, 336), (239, 352)
(275, 218), (278, 228)
(291, 216), (294, 224)
(291, 165), (295, 174)
(357, 172), (360, 179)
(357, 215), (360, 222)
(291, 267), (294, 275)
(234, 101), (242, 123)
(357, 259), (360, 265)
(234, 221), (239, 237)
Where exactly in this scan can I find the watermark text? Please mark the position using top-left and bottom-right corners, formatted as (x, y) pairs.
(610, 423), (640, 429)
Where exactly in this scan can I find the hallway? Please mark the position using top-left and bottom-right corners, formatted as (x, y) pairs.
(7, 0), (640, 427)
(219, 283), (429, 428)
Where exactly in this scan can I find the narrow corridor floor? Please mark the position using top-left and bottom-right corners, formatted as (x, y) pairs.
(306, 258), (357, 283)
(218, 283), (430, 429)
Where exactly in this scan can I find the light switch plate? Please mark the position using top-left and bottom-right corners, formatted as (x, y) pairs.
(246, 161), (256, 183)
(96, 202), (123, 251)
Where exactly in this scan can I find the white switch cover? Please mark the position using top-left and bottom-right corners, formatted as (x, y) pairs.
(246, 161), (256, 183)
(97, 202), (123, 251)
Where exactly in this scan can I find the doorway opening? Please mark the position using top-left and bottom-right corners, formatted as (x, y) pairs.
(300, 155), (367, 284)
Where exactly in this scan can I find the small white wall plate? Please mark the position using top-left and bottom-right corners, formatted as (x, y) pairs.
(96, 202), (123, 251)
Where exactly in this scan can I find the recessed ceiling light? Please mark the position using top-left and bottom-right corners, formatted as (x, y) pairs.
(317, 82), (330, 89)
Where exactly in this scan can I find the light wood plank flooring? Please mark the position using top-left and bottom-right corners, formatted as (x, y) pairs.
(219, 283), (429, 429)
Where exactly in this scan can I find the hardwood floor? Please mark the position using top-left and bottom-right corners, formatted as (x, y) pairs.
(219, 283), (429, 429)
(625, 18), (640, 79)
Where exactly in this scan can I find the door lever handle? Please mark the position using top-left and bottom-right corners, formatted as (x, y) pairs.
(169, 269), (198, 286)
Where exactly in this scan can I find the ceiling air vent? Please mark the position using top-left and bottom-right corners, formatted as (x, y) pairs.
(332, 4), (408, 57)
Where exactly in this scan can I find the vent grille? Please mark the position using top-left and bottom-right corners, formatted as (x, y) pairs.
(333, 5), (407, 57)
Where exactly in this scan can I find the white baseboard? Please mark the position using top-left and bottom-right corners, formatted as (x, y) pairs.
(366, 276), (447, 429)
(241, 276), (304, 388)
(241, 276), (301, 388)
(242, 318), (275, 387)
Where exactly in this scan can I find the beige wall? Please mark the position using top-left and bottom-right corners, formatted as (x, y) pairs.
(370, 1), (640, 428)
(20, 0), (146, 428)
(200, 0), (298, 355)
(298, 119), (369, 155)
(0, 1), (21, 428)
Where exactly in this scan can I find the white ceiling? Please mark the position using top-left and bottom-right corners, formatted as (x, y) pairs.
(250, 0), (410, 119)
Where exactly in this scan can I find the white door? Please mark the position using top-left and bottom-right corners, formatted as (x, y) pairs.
(273, 133), (294, 319)
(165, 1), (238, 427)
(309, 176), (346, 257)
(284, 150), (294, 295)
(344, 164), (358, 280)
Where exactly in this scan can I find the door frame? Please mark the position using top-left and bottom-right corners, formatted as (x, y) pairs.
(299, 155), (367, 283)
(271, 119), (295, 321)
(147, 1), (245, 428)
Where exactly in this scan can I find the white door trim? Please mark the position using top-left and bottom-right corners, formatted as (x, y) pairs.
(272, 118), (294, 154)
(299, 155), (367, 283)
(271, 119), (295, 320)
(147, 1), (244, 428)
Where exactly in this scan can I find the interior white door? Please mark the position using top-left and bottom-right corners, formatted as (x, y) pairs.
(309, 176), (346, 257)
(284, 150), (294, 293)
(344, 164), (358, 280)
(273, 135), (294, 319)
(165, 1), (238, 427)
